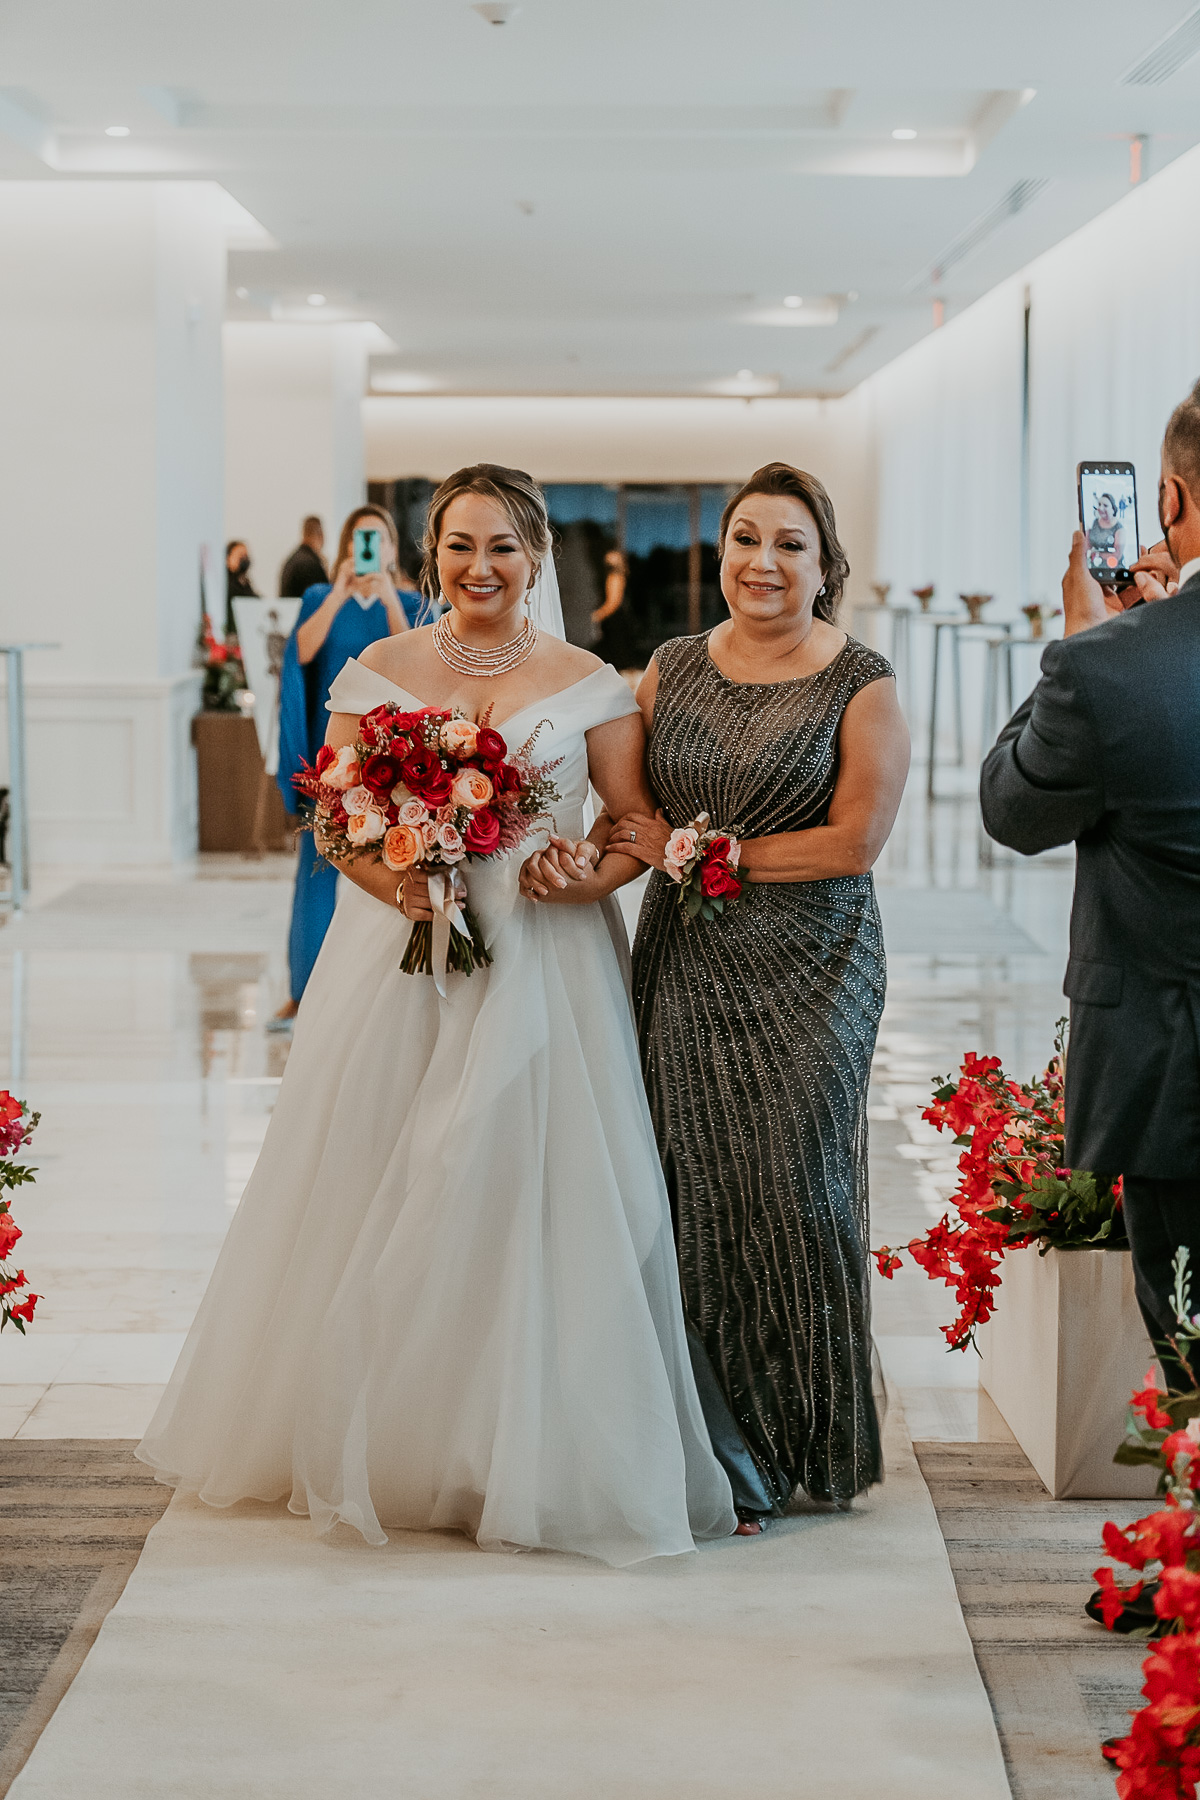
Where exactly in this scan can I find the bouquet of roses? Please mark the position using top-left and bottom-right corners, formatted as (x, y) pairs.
(663, 812), (744, 922)
(0, 1090), (41, 1335)
(295, 703), (560, 984)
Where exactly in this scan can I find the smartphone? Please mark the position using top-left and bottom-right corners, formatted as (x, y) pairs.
(1077, 462), (1138, 584)
(353, 526), (382, 576)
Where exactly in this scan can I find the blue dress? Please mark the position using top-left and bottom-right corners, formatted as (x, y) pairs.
(276, 584), (424, 1004)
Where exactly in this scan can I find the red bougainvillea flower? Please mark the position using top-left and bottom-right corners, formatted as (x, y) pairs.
(874, 1248), (903, 1279)
(0, 1092), (23, 1125)
(9, 1293), (38, 1325)
(0, 1216), (20, 1259)
(1092, 1564), (1145, 1630)
(1133, 1369), (1175, 1433)
(1157, 1567), (1200, 1632)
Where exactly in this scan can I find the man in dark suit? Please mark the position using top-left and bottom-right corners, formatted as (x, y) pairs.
(279, 515), (328, 599)
(981, 379), (1200, 1386)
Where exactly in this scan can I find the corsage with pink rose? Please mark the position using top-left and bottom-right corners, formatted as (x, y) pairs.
(294, 702), (560, 987)
(663, 812), (745, 922)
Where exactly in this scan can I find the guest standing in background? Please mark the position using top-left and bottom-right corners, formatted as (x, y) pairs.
(603, 463), (909, 1525)
(593, 548), (635, 671)
(272, 505), (419, 1031)
(225, 540), (258, 637)
(279, 516), (328, 598)
(555, 520), (602, 649)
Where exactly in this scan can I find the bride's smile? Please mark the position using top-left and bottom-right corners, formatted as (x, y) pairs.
(439, 492), (534, 641)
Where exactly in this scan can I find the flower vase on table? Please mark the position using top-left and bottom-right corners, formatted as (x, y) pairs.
(869, 581), (891, 607)
(911, 585), (935, 612)
(959, 591), (993, 625)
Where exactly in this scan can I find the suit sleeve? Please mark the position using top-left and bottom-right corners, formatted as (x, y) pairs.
(979, 638), (1106, 855)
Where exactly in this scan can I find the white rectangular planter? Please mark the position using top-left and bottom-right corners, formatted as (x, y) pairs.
(978, 1245), (1160, 1500)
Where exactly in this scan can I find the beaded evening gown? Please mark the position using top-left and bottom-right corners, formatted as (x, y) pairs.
(632, 632), (893, 1510)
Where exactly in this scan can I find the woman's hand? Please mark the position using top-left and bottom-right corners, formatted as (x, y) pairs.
(605, 810), (672, 872)
(328, 556), (357, 606)
(1131, 539), (1180, 603)
(400, 867), (433, 921)
(519, 837), (597, 900)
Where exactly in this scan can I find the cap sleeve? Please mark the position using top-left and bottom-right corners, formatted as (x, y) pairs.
(326, 657), (413, 716)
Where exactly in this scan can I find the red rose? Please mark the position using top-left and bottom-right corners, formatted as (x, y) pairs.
(476, 726), (508, 765)
(314, 744), (336, 777)
(401, 747), (443, 789)
(707, 836), (731, 861)
(464, 806), (501, 854)
(700, 860), (741, 900)
(361, 753), (404, 799)
(493, 762), (523, 798)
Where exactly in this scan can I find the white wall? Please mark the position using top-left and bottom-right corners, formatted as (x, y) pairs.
(225, 323), (370, 599)
(853, 141), (1200, 760)
(0, 182), (229, 862)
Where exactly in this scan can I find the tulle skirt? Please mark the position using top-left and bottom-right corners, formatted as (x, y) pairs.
(137, 870), (735, 1566)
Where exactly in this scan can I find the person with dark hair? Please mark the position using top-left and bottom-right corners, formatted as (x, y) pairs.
(279, 516), (327, 599)
(982, 383), (1200, 1385)
(581, 461), (910, 1525)
(273, 504), (418, 1027)
(139, 462), (738, 1565)
(225, 539), (257, 636)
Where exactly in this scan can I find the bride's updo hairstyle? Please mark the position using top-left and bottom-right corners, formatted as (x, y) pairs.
(717, 462), (849, 623)
(420, 463), (553, 602)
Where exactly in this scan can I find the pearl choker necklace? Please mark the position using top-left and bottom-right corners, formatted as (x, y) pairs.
(433, 612), (539, 677)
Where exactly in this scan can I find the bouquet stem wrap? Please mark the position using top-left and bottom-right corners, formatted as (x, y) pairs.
(400, 869), (492, 992)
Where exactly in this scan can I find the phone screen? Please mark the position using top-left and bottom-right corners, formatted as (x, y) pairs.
(1078, 463), (1138, 581)
(353, 527), (382, 576)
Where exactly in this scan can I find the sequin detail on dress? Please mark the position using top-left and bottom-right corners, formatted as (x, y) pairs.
(632, 632), (893, 1507)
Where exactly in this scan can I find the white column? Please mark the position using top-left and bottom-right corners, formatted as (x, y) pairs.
(224, 323), (369, 599)
(0, 181), (229, 863)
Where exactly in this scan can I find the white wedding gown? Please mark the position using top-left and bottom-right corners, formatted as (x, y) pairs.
(138, 658), (736, 1566)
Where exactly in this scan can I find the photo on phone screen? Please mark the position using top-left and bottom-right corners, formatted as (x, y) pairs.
(353, 527), (382, 576)
(1078, 463), (1138, 581)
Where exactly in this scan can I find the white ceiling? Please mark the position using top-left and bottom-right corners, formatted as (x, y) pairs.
(2, 0), (1200, 395)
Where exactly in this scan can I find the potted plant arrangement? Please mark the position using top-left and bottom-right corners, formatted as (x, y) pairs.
(958, 591), (993, 624)
(0, 1092), (41, 1333)
(1021, 601), (1062, 641)
(1093, 1256), (1200, 1791)
(911, 584), (935, 612)
(874, 1028), (1153, 1498)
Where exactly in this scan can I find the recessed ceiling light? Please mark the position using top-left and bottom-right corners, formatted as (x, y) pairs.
(235, 287), (249, 300)
(105, 125), (131, 138)
(783, 295), (803, 308)
(473, 2), (520, 20)
(737, 368), (753, 380)
(306, 294), (327, 307)
(892, 127), (917, 141)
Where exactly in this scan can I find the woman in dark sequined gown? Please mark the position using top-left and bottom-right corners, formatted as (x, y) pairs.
(606, 464), (910, 1520)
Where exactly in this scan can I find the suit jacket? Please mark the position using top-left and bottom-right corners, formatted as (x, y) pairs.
(980, 575), (1200, 1179)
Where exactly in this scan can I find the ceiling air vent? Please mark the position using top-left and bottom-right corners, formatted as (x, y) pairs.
(1123, 5), (1200, 84)
(924, 178), (1050, 285)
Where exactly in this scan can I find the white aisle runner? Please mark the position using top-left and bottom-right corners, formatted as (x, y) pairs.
(10, 1408), (1009, 1800)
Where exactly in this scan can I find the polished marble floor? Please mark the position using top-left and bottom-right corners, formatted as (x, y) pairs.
(0, 803), (1076, 1446)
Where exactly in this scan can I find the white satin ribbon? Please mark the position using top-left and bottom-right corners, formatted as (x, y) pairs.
(427, 868), (473, 997)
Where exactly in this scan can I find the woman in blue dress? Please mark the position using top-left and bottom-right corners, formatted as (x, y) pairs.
(273, 504), (422, 1027)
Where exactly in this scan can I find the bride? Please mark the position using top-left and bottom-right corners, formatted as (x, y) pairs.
(138, 463), (736, 1566)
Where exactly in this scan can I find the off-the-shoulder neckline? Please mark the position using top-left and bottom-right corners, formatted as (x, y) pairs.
(340, 658), (618, 732)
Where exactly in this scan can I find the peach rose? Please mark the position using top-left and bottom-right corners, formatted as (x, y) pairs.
(437, 821), (465, 860)
(322, 745), (361, 791)
(343, 784), (374, 817)
(347, 806), (387, 846)
(381, 824), (422, 871)
(664, 827), (698, 881)
(398, 797), (429, 827)
(450, 768), (494, 811)
(422, 820), (440, 850)
(440, 718), (479, 758)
